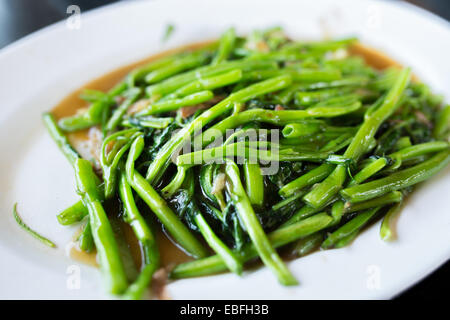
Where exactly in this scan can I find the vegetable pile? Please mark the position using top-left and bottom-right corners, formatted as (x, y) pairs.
(43, 27), (450, 299)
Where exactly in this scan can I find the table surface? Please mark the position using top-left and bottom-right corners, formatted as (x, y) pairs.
(0, 0), (448, 299)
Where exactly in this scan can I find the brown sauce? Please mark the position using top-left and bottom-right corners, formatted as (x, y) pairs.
(68, 206), (194, 272)
(69, 245), (99, 267)
(57, 40), (399, 271)
(51, 41), (215, 120)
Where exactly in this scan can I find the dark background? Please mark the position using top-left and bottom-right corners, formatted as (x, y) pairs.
(0, 0), (448, 299)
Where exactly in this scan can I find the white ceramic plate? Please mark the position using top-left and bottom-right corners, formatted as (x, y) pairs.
(0, 0), (449, 300)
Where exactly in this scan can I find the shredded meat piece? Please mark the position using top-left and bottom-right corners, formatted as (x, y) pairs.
(246, 40), (270, 53)
(180, 95), (225, 119)
(114, 95), (126, 105)
(128, 95), (163, 115)
(75, 107), (88, 116)
(88, 127), (102, 163)
(344, 201), (351, 210)
(179, 104), (207, 119)
(256, 41), (270, 52)
(127, 99), (151, 115)
(415, 111), (432, 128)
(69, 126), (103, 173)
(152, 268), (171, 300)
(211, 173), (226, 195)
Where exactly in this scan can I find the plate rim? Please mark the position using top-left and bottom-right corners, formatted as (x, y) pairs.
(0, 0), (449, 300)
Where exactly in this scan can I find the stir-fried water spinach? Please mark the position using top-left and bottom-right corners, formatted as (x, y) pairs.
(41, 27), (449, 299)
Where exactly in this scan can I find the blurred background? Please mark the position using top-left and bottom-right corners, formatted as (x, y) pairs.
(0, 0), (448, 299)
(0, 0), (449, 49)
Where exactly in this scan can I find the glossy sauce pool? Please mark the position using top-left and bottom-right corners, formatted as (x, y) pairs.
(54, 41), (401, 278)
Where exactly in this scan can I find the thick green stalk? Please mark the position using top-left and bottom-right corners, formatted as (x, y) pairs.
(78, 220), (94, 252)
(341, 150), (450, 203)
(348, 157), (388, 187)
(303, 68), (411, 208)
(212, 28), (236, 65)
(380, 203), (402, 241)
(119, 173), (160, 300)
(100, 129), (140, 199)
(281, 121), (323, 139)
(145, 52), (208, 84)
(170, 212), (332, 279)
(388, 141), (449, 170)
(302, 165), (347, 209)
(225, 161), (297, 285)
(122, 228), (160, 299)
(242, 68), (342, 83)
(42, 112), (79, 165)
(334, 230), (359, 248)
(119, 173), (157, 248)
(344, 68), (411, 161)
(146, 59), (277, 97)
(195, 214), (243, 275)
(295, 87), (352, 106)
(279, 164), (334, 197)
(282, 203), (329, 227)
(145, 75), (293, 184)
(44, 112), (102, 230)
(285, 152), (391, 226)
(176, 141), (333, 166)
(105, 88), (141, 132)
(57, 200), (88, 225)
(200, 103), (361, 146)
(329, 201), (345, 226)
(126, 136), (208, 258)
(136, 90), (214, 116)
(344, 191), (403, 213)
(292, 232), (324, 257)
(122, 116), (174, 129)
(322, 207), (381, 249)
(58, 83), (127, 132)
(169, 69), (242, 98)
(433, 105), (450, 139)
(74, 159), (128, 294)
(161, 166), (187, 198)
(127, 54), (178, 87)
(243, 161), (264, 206)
